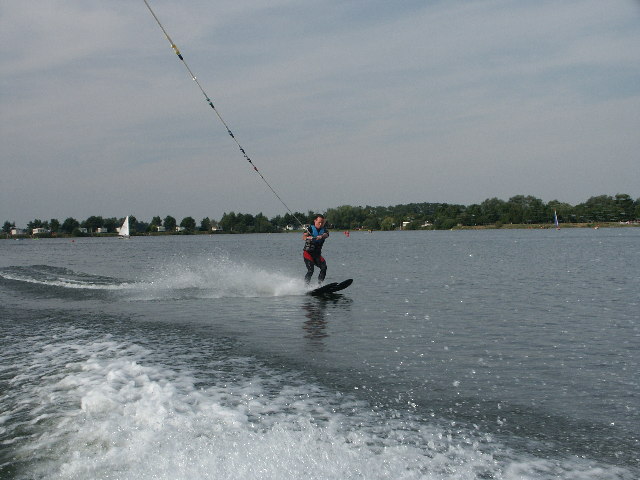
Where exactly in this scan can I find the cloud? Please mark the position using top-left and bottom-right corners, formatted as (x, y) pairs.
(1, 0), (639, 226)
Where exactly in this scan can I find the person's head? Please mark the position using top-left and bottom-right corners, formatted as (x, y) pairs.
(313, 215), (326, 228)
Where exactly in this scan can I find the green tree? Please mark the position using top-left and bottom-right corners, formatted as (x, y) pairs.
(219, 212), (259, 233)
(362, 215), (379, 230)
(504, 195), (526, 223)
(459, 204), (482, 226)
(180, 216), (196, 233)
(82, 216), (104, 233)
(380, 216), (395, 231)
(615, 193), (634, 222)
(480, 198), (506, 224)
(579, 195), (617, 222)
(101, 217), (119, 233)
(433, 203), (464, 229)
(254, 213), (274, 233)
(547, 200), (573, 224)
(149, 216), (162, 232)
(437, 218), (458, 230)
(164, 215), (176, 232)
(527, 196), (546, 223)
(285, 212), (305, 230)
(200, 217), (212, 232)
(127, 215), (142, 234)
(2, 221), (13, 234)
(49, 218), (61, 233)
(503, 195), (545, 224)
(219, 212), (236, 232)
(326, 205), (359, 229)
(61, 217), (80, 234)
(239, 213), (256, 232)
(27, 219), (49, 231)
(270, 214), (284, 230)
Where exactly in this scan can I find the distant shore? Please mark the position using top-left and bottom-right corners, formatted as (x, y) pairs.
(2, 222), (638, 240)
(453, 221), (639, 230)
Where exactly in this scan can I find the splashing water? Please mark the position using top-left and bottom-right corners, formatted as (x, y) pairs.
(0, 254), (306, 301)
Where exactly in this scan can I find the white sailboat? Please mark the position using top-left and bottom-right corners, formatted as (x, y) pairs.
(118, 216), (130, 238)
(554, 210), (560, 230)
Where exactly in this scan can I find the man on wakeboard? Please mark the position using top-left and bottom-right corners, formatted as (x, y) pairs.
(303, 214), (329, 285)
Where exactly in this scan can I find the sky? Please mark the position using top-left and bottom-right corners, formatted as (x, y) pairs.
(1, 0), (639, 226)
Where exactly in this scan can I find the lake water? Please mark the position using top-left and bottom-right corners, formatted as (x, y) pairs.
(1, 229), (638, 479)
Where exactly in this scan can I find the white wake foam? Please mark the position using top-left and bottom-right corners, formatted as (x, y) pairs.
(0, 266), (129, 290)
(126, 254), (305, 300)
(0, 258), (305, 299)
(4, 328), (631, 480)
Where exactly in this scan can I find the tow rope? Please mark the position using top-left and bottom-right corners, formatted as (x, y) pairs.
(142, 0), (304, 227)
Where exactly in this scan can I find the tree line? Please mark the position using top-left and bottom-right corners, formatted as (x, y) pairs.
(325, 193), (639, 231)
(2, 215), (200, 236)
(3, 193), (638, 236)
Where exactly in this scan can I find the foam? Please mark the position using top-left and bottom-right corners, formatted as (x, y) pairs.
(1, 274), (128, 290)
(0, 265), (130, 290)
(126, 255), (305, 300)
(3, 328), (634, 480)
(0, 258), (306, 300)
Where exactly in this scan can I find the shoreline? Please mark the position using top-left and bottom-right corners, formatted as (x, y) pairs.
(2, 222), (638, 240)
(451, 221), (639, 230)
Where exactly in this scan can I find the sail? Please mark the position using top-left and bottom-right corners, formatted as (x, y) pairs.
(554, 210), (559, 229)
(119, 216), (130, 237)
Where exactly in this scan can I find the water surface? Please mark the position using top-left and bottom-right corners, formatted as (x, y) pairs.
(1, 229), (638, 479)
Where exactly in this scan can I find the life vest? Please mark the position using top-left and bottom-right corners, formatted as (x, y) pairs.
(304, 225), (327, 253)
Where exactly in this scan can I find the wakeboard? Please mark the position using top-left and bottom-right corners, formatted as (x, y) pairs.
(308, 278), (353, 296)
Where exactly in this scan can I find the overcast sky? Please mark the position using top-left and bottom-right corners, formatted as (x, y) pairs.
(2, 0), (639, 226)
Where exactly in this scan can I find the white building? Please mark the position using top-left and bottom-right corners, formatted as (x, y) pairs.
(156, 226), (166, 232)
(11, 228), (26, 235)
(32, 227), (49, 234)
(96, 227), (108, 233)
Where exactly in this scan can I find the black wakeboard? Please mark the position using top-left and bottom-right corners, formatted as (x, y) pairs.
(308, 278), (353, 296)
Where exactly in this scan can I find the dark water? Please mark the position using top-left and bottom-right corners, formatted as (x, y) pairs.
(1, 229), (638, 479)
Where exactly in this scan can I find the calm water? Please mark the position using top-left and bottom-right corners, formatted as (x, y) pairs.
(1, 229), (638, 479)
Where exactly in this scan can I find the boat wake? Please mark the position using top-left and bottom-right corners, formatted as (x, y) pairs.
(0, 265), (128, 290)
(4, 324), (633, 480)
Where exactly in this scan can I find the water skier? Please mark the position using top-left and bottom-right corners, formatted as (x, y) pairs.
(303, 214), (329, 285)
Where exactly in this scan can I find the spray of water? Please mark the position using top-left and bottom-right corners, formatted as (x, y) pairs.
(0, 255), (306, 301)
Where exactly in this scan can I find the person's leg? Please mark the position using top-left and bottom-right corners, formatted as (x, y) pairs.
(304, 258), (315, 284)
(316, 256), (327, 284)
